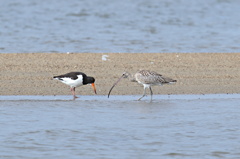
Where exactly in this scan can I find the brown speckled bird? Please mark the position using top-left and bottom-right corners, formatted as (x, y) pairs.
(108, 70), (177, 101)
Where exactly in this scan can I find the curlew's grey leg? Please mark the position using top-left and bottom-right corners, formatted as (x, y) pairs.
(138, 87), (147, 101)
(149, 86), (153, 102)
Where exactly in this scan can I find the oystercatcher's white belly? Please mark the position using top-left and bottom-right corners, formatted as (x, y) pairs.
(60, 75), (83, 88)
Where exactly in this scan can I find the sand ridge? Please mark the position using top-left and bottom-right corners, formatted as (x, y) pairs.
(1, 53), (240, 96)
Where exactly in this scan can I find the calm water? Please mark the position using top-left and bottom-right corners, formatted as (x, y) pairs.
(1, 0), (240, 53)
(0, 95), (240, 159)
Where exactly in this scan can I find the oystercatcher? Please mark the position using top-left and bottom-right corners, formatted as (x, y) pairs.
(108, 70), (176, 102)
(53, 72), (97, 99)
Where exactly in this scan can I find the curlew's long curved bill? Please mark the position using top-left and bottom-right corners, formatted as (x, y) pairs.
(108, 75), (124, 98)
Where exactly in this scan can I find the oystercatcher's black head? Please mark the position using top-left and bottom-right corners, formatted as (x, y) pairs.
(86, 77), (95, 84)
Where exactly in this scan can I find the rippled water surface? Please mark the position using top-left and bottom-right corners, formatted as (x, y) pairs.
(1, 0), (240, 53)
(1, 95), (240, 159)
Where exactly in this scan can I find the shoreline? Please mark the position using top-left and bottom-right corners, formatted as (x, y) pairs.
(1, 94), (240, 101)
(1, 53), (240, 96)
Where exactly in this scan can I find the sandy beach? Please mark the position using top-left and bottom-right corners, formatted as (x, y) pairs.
(0, 53), (240, 96)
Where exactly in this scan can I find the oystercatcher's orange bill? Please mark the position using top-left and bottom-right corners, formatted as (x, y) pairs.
(91, 83), (97, 94)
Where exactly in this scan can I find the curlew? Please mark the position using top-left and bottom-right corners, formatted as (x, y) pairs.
(108, 70), (177, 101)
(53, 72), (97, 100)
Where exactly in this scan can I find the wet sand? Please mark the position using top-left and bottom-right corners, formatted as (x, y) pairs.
(1, 53), (240, 96)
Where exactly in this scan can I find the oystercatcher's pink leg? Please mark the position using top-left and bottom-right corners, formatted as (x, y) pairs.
(70, 87), (78, 100)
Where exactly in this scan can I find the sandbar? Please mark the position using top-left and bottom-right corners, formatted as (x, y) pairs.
(1, 53), (240, 96)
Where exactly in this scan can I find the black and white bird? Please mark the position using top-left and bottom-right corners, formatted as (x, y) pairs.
(108, 70), (177, 102)
(53, 72), (96, 99)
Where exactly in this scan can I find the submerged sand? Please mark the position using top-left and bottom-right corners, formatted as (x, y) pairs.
(0, 53), (240, 96)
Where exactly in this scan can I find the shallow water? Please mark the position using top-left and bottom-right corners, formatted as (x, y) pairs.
(1, 95), (240, 159)
(1, 0), (240, 53)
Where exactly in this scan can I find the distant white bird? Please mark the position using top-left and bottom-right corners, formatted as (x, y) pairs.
(53, 72), (96, 100)
(108, 70), (177, 101)
(102, 55), (109, 61)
